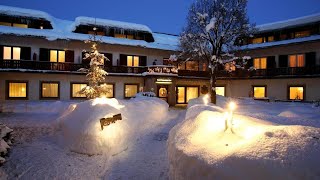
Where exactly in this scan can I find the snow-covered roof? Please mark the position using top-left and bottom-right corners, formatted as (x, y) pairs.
(0, 5), (179, 51)
(241, 34), (320, 50)
(257, 13), (320, 33)
(71, 16), (152, 33)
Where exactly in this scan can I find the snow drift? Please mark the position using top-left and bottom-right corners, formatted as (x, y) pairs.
(168, 100), (320, 179)
(59, 97), (168, 156)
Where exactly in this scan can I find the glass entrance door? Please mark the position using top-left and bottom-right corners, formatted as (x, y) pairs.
(158, 85), (169, 102)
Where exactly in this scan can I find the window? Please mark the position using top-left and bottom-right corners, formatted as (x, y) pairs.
(216, 86), (225, 97)
(186, 61), (199, 71)
(127, 56), (139, 67)
(267, 36), (274, 42)
(71, 83), (88, 98)
(88, 31), (105, 36)
(50, 50), (65, 62)
(254, 57), (267, 69)
(289, 54), (304, 67)
(0, 22), (27, 28)
(7, 81), (27, 99)
(295, 30), (310, 38)
(41, 82), (59, 98)
(253, 86), (266, 98)
(124, 84), (139, 98)
(176, 86), (199, 104)
(252, 37), (264, 44)
(289, 86), (304, 100)
(3, 46), (21, 60)
(100, 83), (115, 98)
(115, 33), (134, 39)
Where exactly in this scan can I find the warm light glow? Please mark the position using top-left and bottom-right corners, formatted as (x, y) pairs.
(92, 97), (124, 109)
(228, 102), (237, 112)
(203, 94), (209, 105)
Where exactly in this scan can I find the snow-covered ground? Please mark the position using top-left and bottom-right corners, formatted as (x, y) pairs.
(0, 96), (320, 179)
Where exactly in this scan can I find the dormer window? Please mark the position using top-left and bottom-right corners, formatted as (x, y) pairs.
(252, 37), (264, 44)
(0, 22), (28, 28)
(0, 15), (53, 29)
(295, 30), (310, 38)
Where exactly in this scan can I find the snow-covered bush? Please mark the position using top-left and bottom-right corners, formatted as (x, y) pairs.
(168, 103), (320, 179)
(0, 124), (13, 164)
(58, 97), (169, 156)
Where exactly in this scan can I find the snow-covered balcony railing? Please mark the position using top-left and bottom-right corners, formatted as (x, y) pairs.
(144, 65), (178, 75)
(0, 60), (85, 72)
(104, 66), (148, 74)
(217, 66), (320, 78)
(178, 70), (210, 78)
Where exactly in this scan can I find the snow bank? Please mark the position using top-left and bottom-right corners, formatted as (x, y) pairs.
(278, 110), (301, 118)
(59, 97), (168, 156)
(0, 124), (13, 164)
(1, 101), (74, 114)
(168, 106), (320, 179)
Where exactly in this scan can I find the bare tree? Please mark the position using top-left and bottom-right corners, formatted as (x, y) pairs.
(180, 0), (254, 104)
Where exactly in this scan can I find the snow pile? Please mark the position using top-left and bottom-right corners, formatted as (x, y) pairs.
(72, 16), (152, 33)
(1, 101), (73, 114)
(168, 105), (320, 179)
(0, 124), (13, 164)
(278, 110), (301, 118)
(59, 97), (168, 156)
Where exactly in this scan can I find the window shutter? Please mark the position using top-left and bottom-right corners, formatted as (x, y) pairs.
(120, 54), (127, 66)
(139, 56), (147, 66)
(104, 53), (113, 67)
(0, 45), (3, 60)
(305, 52), (316, 67)
(65, 50), (74, 63)
(39, 48), (49, 61)
(21, 47), (31, 60)
(267, 56), (276, 69)
(245, 57), (253, 69)
(278, 55), (288, 67)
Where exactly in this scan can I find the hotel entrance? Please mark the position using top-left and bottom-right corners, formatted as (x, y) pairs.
(157, 85), (169, 102)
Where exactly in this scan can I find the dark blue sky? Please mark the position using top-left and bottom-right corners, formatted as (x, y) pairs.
(1, 0), (320, 35)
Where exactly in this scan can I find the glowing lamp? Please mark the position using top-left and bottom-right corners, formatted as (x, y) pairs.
(228, 102), (237, 112)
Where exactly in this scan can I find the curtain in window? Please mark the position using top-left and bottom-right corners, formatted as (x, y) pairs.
(177, 87), (185, 103)
(254, 58), (260, 69)
(133, 56), (139, 66)
(58, 51), (65, 62)
(3, 47), (11, 59)
(297, 55), (304, 67)
(125, 85), (138, 98)
(12, 47), (21, 60)
(50, 50), (57, 62)
(42, 83), (58, 98)
(127, 56), (133, 66)
(289, 55), (297, 67)
(260, 58), (267, 69)
(186, 87), (199, 102)
(9, 83), (27, 97)
(72, 84), (87, 97)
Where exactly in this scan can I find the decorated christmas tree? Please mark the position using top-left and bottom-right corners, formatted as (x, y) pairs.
(79, 27), (110, 99)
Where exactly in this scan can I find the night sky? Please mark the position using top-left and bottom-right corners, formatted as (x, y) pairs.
(1, 0), (320, 35)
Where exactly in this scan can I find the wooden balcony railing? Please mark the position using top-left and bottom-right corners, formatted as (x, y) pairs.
(1, 60), (320, 78)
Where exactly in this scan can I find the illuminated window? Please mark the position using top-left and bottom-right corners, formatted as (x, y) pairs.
(41, 82), (59, 98)
(13, 23), (28, 28)
(50, 50), (65, 62)
(88, 31), (105, 36)
(8, 82), (27, 98)
(177, 86), (199, 103)
(186, 61), (199, 71)
(100, 83), (114, 98)
(253, 86), (266, 98)
(0, 22), (11, 26)
(295, 30), (310, 38)
(126, 34), (134, 39)
(267, 36), (274, 42)
(252, 37), (263, 44)
(127, 56), (139, 67)
(289, 86), (304, 100)
(3, 46), (21, 60)
(71, 83), (88, 98)
(289, 54), (304, 67)
(254, 57), (267, 69)
(216, 86), (225, 96)
(125, 84), (138, 98)
(115, 33), (134, 39)
(0, 22), (27, 28)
